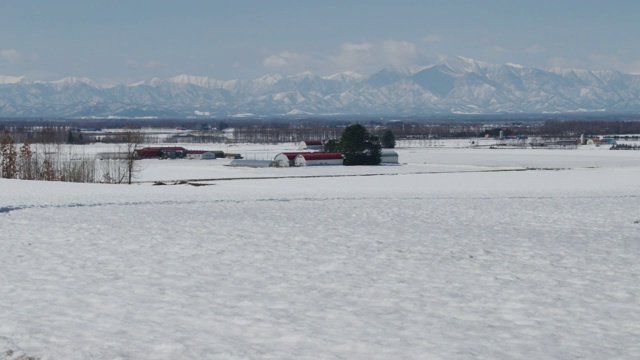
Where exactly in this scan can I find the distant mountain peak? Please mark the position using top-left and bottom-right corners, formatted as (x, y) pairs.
(48, 76), (100, 88)
(169, 74), (206, 83)
(288, 71), (317, 80)
(256, 73), (283, 82)
(439, 56), (494, 73)
(0, 75), (30, 84)
(505, 62), (524, 69)
(322, 71), (365, 81)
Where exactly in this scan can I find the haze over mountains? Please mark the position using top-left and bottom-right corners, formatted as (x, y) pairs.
(1, 56), (640, 118)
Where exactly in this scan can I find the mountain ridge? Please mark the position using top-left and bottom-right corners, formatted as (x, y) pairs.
(1, 56), (639, 118)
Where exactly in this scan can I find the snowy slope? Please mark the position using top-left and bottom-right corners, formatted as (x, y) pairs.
(1, 148), (640, 359)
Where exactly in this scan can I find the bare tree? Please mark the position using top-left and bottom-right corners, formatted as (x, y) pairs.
(1, 129), (17, 178)
(123, 129), (144, 184)
(18, 140), (36, 180)
(101, 129), (144, 184)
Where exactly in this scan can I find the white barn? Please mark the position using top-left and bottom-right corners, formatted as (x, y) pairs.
(294, 153), (343, 166)
(298, 140), (323, 150)
(274, 152), (313, 167)
(381, 149), (399, 164)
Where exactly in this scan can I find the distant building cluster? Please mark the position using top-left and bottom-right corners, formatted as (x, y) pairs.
(98, 147), (236, 160)
(232, 140), (399, 168)
(98, 140), (400, 168)
(585, 137), (616, 146)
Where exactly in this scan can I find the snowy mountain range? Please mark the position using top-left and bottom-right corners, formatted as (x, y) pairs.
(2, 56), (640, 118)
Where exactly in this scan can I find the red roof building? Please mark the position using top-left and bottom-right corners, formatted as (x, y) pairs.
(135, 147), (187, 159)
(294, 152), (343, 166)
(273, 152), (315, 167)
(298, 140), (324, 150)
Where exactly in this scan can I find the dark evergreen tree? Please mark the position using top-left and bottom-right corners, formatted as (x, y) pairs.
(339, 124), (381, 166)
(67, 130), (75, 144)
(365, 136), (382, 165)
(381, 130), (396, 148)
(482, 128), (512, 138)
(323, 139), (339, 153)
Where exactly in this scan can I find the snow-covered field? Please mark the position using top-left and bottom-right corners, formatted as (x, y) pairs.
(2, 144), (640, 359)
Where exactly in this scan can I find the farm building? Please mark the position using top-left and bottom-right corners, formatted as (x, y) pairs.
(225, 153), (243, 159)
(186, 150), (223, 160)
(587, 138), (617, 146)
(135, 147), (187, 159)
(294, 153), (343, 166)
(229, 159), (275, 167)
(274, 152), (314, 167)
(97, 152), (129, 160)
(381, 149), (399, 164)
(298, 140), (323, 150)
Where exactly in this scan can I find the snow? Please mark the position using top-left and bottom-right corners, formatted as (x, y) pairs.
(285, 109), (313, 115)
(47, 76), (100, 88)
(230, 113), (256, 118)
(2, 145), (640, 359)
(0, 75), (29, 84)
(289, 71), (316, 80)
(168, 75), (230, 90)
(322, 71), (365, 82)
(127, 77), (163, 87)
(169, 74), (211, 87)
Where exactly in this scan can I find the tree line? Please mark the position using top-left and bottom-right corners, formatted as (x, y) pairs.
(3, 119), (640, 145)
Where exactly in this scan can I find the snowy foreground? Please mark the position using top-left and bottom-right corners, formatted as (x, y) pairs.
(1, 146), (640, 359)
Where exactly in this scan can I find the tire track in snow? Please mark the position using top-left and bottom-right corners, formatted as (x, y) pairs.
(3, 193), (640, 215)
(136, 167), (534, 184)
(1, 167), (593, 215)
(0, 206), (20, 214)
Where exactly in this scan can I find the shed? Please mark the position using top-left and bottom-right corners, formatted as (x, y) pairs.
(294, 153), (343, 166)
(97, 152), (129, 160)
(187, 150), (218, 160)
(381, 149), (399, 164)
(229, 159), (275, 167)
(298, 140), (323, 150)
(225, 153), (243, 159)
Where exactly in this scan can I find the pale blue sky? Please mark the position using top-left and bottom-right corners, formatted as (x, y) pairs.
(1, 0), (638, 83)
